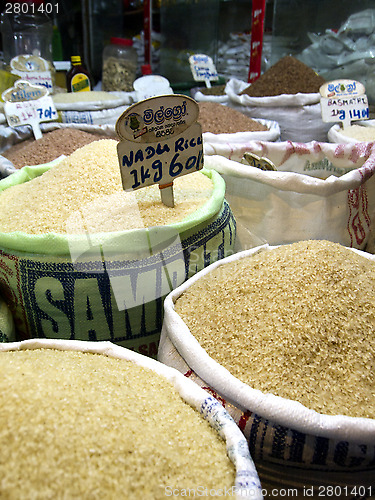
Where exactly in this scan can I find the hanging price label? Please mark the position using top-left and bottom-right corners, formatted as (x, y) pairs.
(2, 80), (58, 139)
(319, 79), (369, 129)
(116, 95), (204, 207)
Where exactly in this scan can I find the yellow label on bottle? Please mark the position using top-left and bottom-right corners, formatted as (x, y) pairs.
(71, 73), (91, 92)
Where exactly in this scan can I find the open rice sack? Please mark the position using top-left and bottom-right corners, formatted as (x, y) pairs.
(197, 101), (280, 157)
(159, 240), (375, 494)
(204, 141), (375, 252)
(328, 120), (375, 144)
(0, 338), (263, 499)
(0, 140), (236, 357)
(0, 123), (117, 177)
(225, 78), (332, 143)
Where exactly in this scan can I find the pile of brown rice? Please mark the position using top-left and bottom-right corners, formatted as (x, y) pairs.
(0, 348), (235, 499)
(174, 240), (375, 419)
(0, 139), (213, 234)
(240, 56), (325, 97)
(2, 128), (109, 169)
(198, 101), (267, 134)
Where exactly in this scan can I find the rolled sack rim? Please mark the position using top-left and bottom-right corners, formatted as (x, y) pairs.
(0, 164), (226, 256)
(204, 140), (375, 196)
(162, 243), (375, 444)
(0, 338), (263, 500)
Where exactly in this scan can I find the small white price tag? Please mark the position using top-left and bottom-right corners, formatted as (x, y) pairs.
(116, 95), (203, 207)
(189, 54), (218, 88)
(2, 80), (58, 140)
(320, 79), (369, 129)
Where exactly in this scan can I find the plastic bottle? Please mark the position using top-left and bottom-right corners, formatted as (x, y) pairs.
(66, 56), (92, 93)
(102, 37), (137, 92)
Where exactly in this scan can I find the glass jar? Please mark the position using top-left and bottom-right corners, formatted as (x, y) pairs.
(102, 37), (138, 92)
(0, 10), (55, 92)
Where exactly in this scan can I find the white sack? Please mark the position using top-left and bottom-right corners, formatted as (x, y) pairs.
(52, 91), (134, 111)
(226, 78), (332, 142)
(204, 141), (375, 251)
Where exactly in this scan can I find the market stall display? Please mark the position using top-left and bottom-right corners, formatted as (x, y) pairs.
(1, 2), (375, 497)
(159, 240), (375, 494)
(0, 338), (262, 500)
(0, 140), (235, 355)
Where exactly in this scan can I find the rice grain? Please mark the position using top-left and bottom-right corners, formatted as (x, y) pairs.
(0, 139), (213, 234)
(174, 240), (375, 418)
(0, 348), (235, 499)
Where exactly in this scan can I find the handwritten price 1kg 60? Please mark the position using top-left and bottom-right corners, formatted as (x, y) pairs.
(129, 149), (203, 189)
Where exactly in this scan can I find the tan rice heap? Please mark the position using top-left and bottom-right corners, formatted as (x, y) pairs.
(175, 240), (375, 419)
(0, 139), (213, 234)
(198, 102), (268, 134)
(0, 349), (235, 499)
(2, 128), (110, 169)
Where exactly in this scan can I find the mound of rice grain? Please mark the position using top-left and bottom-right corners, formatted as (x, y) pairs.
(174, 240), (375, 418)
(0, 348), (235, 499)
(240, 56), (325, 97)
(339, 124), (375, 142)
(0, 139), (213, 234)
(2, 128), (109, 169)
(198, 102), (267, 134)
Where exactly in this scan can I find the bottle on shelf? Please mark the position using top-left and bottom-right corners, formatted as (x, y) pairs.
(66, 56), (92, 93)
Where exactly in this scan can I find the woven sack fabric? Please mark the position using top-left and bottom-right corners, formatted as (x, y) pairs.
(204, 141), (375, 252)
(0, 296), (15, 343)
(0, 338), (263, 500)
(0, 165), (235, 357)
(159, 244), (375, 492)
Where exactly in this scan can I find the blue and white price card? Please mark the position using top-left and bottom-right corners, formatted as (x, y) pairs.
(320, 79), (369, 129)
(2, 80), (58, 139)
(116, 95), (203, 207)
(189, 53), (218, 88)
